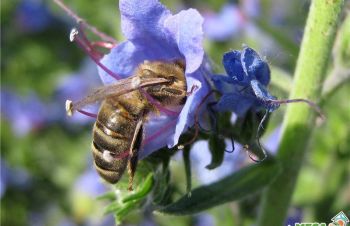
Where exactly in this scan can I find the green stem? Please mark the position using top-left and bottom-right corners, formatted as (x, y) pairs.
(257, 1), (344, 225)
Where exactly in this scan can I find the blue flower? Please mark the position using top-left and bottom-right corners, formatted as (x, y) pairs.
(74, 167), (106, 197)
(97, 0), (211, 158)
(15, 0), (55, 33)
(203, 4), (245, 42)
(212, 46), (279, 116)
(203, 1), (261, 42)
(1, 89), (47, 136)
(285, 207), (303, 226)
(0, 159), (32, 198)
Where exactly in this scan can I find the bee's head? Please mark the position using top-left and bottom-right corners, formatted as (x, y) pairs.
(139, 60), (187, 106)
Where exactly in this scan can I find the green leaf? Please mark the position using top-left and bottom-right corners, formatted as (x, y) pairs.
(233, 111), (270, 145)
(96, 191), (116, 201)
(104, 201), (122, 215)
(206, 134), (225, 170)
(182, 147), (192, 194)
(158, 159), (280, 215)
(114, 201), (139, 225)
(122, 173), (154, 203)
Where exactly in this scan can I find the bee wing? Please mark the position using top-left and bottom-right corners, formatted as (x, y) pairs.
(66, 76), (170, 115)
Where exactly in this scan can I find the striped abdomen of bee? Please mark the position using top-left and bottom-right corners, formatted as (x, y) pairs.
(92, 90), (148, 189)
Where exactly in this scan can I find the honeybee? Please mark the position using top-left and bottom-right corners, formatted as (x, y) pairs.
(66, 60), (187, 190)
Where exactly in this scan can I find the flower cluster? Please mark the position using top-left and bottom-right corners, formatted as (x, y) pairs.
(1, 90), (47, 137)
(212, 46), (279, 116)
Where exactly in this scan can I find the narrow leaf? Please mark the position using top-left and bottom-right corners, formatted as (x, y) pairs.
(206, 134), (226, 169)
(158, 159), (279, 215)
(96, 191), (116, 201)
(104, 202), (122, 215)
(182, 147), (192, 194)
(122, 173), (154, 203)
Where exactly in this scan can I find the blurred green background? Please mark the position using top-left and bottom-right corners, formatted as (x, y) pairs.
(1, 0), (349, 225)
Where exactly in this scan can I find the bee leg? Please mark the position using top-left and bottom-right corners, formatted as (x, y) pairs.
(127, 119), (144, 191)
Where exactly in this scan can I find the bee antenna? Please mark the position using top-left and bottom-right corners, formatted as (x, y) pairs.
(267, 98), (325, 121)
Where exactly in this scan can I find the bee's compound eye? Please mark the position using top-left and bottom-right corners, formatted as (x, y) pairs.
(102, 151), (114, 163)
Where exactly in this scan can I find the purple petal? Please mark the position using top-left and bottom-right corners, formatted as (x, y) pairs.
(120, 0), (171, 43)
(99, 41), (179, 85)
(100, 0), (205, 85)
(222, 50), (245, 83)
(140, 113), (178, 158)
(241, 47), (270, 86)
(214, 93), (255, 116)
(204, 4), (244, 41)
(211, 74), (236, 94)
(164, 9), (204, 74)
(171, 71), (211, 147)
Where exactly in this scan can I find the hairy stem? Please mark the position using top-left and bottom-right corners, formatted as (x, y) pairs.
(257, 1), (344, 225)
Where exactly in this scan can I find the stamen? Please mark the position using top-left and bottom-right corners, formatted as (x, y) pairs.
(242, 110), (269, 163)
(65, 99), (97, 118)
(267, 98), (326, 120)
(69, 28), (121, 80)
(243, 145), (260, 163)
(187, 85), (199, 96)
(77, 23), (99, 57)
(142, 119), (178, 146)
(77, 110), (97, 118)
(224, 135), (235, 153)
(253, 110), (269, 162)
(69, 28), (79, 42)
(65, 100), (73, 116)
(91, 41), (116, 50)
(69, 28), (102, 59)
(53, 0), (117, 44)
(113, 150), (130, 160)
(140, 89), (180, 117)
(178, 90), (216, 148)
